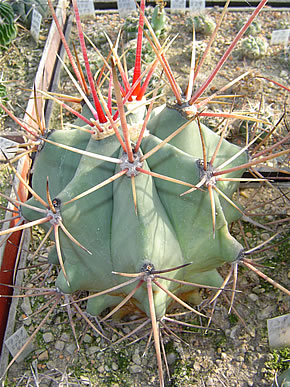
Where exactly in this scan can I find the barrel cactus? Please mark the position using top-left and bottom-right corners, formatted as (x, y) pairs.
(186, 14), (216, 36)
(240, 35), (268, 59)
(10, 0), (48, 28)
(0, 1), (17, 47)
(0, 0), (289, 385)
(20, 102), (248, 318)
(236, 17), (261, 36)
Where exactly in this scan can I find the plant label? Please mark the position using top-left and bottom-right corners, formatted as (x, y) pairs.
(0, 137), (19, 160)
(5, 326), (34, 363)
(171, 0), (186, 13)
(76, 0), (95, 19)
(117, 0), (136, 19)
(30, 8), (42, 42)
(267, 314), (290, 349)
(189, 0), (206, 13)
(270, 29), (290, 48)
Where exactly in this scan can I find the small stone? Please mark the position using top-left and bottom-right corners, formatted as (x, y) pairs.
(21, 297), (32, 316)
(166, 352), (177, 366)
(23, 316), (32, 326)
(55, 340), (65, 351)
(111, 362), (118, 371)
(46, 360), (56, 369)
(60, 332), (70, 342)
(83, 334), (93, 344)
(66, 343), (77, 355)
(122, 327), (131, 335)
(88, 346), (99, 355)
(206, 377), (214, 386)
(260, 233), (270, 241)
(97, 365), (105, 373)
(38, 350), (49, 361)
(80, 376), (90, 385)
(236, 355), (244, 362)
(280, 70), (288, 79)
(194, 362), (201, 372)
(257, 305), (272, 320)
(43, 332), (54, 343)
(248, 293), (259, 302)
(129, 365), (142, 373)
(132, 353), (141, 365)
(221, 352), (227, 360)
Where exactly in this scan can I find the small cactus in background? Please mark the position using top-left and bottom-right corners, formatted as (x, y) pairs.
(124, 4), (168, 40)
(151, 0), (168, 37)
(236, 17), (261, 36)
(240, 35), (268, 59)
(0, 80), (8, 117)
(186, 14), (216, 36)
(0, 1), (17, 47)
(10, 0), (48, 28)
(0, 0), (289, 386)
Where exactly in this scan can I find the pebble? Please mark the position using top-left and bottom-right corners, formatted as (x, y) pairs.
(38, 350), (49, 361)
(23, 316), (32, 326)
(66, 343), (77, 355)
(166, 352), (177, 365)
(21, 297), (32, 316)
(221, 352), (227, 360)
(132, 353), (141, 365)
(111, 362), (118, 371)
(260, 233), (270, 241)
(80, 376), (91, 385)
(248, 293), (259, 302)
(43, 332), (54, 343)
(129, 365), (142, 373)
(60, 332), (70, 342)
(84, 334), (93, 343)
(257, 305), (273, 320)
(88, 346), (99, 355)
(55, 340), (65, 351)
(46, 360), (56, 369)
(280, 70), (288, 79)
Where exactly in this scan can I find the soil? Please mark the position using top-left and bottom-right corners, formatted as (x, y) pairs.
(1, 5), (289, 387)
(0, 21), (51, 133)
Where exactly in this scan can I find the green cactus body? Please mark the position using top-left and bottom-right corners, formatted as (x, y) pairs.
(186, 14), (216, 36)
(21, 101), (247, 319)
(10, 0), (47, 28)
(151, 5), (167, 37)
(236, 18), (261, 36)
(0, 2), (17, 47)
(241, 36), (268, 59)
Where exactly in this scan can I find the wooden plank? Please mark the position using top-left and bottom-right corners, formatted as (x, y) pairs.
(0, 0), (67, 358)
